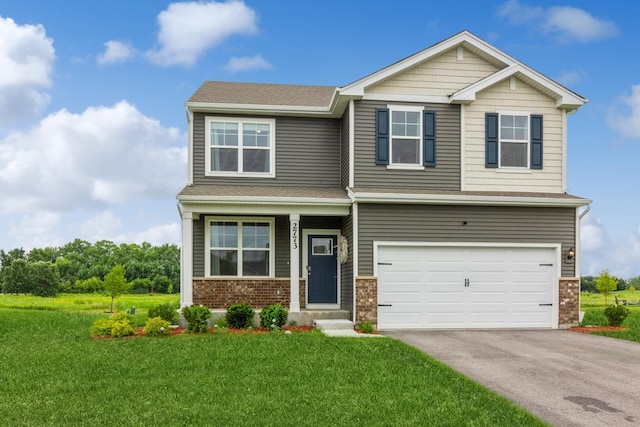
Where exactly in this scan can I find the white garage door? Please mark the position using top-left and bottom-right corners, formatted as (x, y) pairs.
(377, 245), (557, 330)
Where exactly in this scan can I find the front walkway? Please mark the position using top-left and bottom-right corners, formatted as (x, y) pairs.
(384, 330), (640, 427)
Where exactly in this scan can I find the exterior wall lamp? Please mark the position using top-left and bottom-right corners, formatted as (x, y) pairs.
(566, 247), (575, 261)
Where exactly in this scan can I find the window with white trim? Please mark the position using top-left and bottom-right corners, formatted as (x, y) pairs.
(499, 113), (529, 168)
(206, 117), (275, 177)
(390, 107), (422, 166)
(206, 217), (274, 277)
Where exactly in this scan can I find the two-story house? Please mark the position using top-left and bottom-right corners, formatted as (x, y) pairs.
(177, 30), (589, 330)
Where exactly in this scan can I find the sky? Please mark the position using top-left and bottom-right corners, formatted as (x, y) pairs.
(0, 0), (639, 278)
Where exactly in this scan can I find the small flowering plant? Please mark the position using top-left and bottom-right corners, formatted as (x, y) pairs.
(259, 303), (288, 330)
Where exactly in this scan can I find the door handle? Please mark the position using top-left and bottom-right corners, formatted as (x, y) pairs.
(539, 303), (553, 306)
(378, 304), (392, 307)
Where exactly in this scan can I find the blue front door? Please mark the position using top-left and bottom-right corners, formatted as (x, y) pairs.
(307, 234), (338, 304)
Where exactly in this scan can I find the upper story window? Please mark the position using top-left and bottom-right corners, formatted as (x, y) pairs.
(500, 113), (529, 168)
(390, 108), (422, 166)
(375, 106), (436, 168)
(485, 112), (543, 170)
(206, 117), (275, 177)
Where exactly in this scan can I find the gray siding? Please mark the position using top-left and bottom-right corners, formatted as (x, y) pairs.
(340, 213), (354, 315)
(358, 204), (576, 277)
(193, 113), (341, 187)
(193, 217), (204, 277)
(275, 216), (289, 277)
(340, 105), (350, 189)
(354, 100), (461, 190)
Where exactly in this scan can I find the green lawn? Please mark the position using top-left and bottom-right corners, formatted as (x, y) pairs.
(0, 292), (178, 313)
(580, 291), (640, 343)
(0, 307), (547, 426)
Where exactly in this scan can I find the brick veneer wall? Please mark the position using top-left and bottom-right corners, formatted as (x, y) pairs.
(558, 277), (580, 328)
(355, 276), (377, 326)
(193, 278), (306, 309)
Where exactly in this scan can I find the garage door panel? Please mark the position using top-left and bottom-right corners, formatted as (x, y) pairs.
(377, 245), (556, 330)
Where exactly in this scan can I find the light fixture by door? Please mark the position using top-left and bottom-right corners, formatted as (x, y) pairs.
(566, 247), (575, 260)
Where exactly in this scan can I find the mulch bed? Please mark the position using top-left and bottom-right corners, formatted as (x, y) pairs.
(96, 325), (315, 339)
(569, 326), (627, 333)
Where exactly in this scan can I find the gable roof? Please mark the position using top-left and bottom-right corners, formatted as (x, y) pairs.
(339, 30), (587, 112)
(186, 30), (587, 115)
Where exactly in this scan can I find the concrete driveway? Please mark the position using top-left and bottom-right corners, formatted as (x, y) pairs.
(384, 330), (640, 427)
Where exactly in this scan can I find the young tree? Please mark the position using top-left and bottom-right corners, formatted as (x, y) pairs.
(103, 264), (132, 312)
(595, 269), (618, 306)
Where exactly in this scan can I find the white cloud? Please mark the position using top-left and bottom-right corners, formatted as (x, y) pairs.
(112, 222), (181, 246)
(80, 210), (123, 238)
(498, 1), (619, 43)
(146, 1), (258, 67)
(0, 101), (186, 214)
(606, 84), (640, 139)
(224, 54), (271, 72)
(0, 16), (55, 125)
(554, 70), (584, 87)
(97, 40), (136, 65)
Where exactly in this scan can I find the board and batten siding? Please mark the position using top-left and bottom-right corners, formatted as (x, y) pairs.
(357, 204), (576, 277)
(464, 77), (564, 193)
(367, 47), (503, 97)
(192, 113), (341, 187)
(354, 100), (461, 190)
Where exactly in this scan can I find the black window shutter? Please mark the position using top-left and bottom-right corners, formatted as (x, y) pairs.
(530, 114), (543, 169)
(423, 110), (436, 167)
(375, 108), (389, 165)
(485, 113), (499, 168)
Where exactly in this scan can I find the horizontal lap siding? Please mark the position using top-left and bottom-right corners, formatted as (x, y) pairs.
(193, 113), (341, 187)
(354, 100), (460, 190)
(340, 106), (350, 189)
(358, 204), (576, 277)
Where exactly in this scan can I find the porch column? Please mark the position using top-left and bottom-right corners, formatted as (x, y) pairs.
(289, 214), (301, 312)
(180, 210), (194, 308)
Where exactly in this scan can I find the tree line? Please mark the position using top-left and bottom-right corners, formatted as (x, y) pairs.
(0, 239), (180, 297)
(581, 273), (640, 293)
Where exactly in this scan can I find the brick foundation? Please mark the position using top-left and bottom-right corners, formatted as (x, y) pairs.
(355, 276), (378, 326)
(559, 277), (580, 328)
(193, 278), (306, 309)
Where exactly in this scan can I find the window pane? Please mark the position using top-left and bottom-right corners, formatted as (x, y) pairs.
(211, 250), (238, 275)
(391, 111), (420, 137)
(211, 122), (238, 146)
(243, 123), (271, 147)
(501, 142), (527, 167)
(406, 123), (419, 137)
(242, 250), (269, 276)
(243, 149), (269, 173)
(211, 148), (238, 172)
(312, 238), (333, 255)
(392, 138), (420, 164)
(242, 222), (270, 249)
(501, 114), (528, 141)
(501, 115), (514, 127)
(211, 222), (237, 248)
(406, 111), (420, 124)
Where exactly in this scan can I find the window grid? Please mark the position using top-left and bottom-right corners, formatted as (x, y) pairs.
(499, 113), (529, 168)
(390, 109), (422, 166)
(208, 219), (273, 277)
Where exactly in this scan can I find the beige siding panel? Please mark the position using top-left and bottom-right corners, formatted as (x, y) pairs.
(193, 113), (341, 187)
(368, 48), (502, 97)
(358, 204), (576, 278)
(464, 77), (564, 193)
(354, 100), (460, 190)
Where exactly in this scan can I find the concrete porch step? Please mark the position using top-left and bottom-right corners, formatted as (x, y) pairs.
(313, 319), (354, 331)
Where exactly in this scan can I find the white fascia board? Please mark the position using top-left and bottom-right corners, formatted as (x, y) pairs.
(350, 191), (591, 208)
(177, 194), (351, 206)
(339, 31), (514, 97)
(185, 102), (336, 117)
(450, 64), (587, 110)
(362, 93), (450, 104)
(177, 200), (350, 216)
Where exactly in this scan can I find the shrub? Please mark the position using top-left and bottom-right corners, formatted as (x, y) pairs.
(259, 303), (288, 329)
(148, 303), (179, 324)
(211, 315), (228, 329)
(182, 305), (211, 333)
(110, 320), (135, 338)
(226, 303), (255, 329)
(630, 286), (637, 292)
(143, 317), (171, 337)
(357, 321), (375, 334)
(604, 305), (629, 327)
(91, 311), (135, 337)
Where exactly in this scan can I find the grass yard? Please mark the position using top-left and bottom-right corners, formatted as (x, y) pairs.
(580, 291), (640, 343)
(0, 308), (547, 426)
